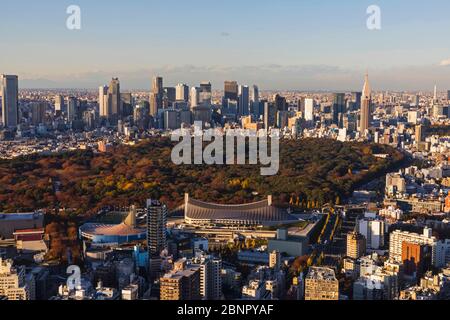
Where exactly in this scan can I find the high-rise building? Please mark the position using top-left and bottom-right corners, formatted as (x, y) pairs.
(305, 267), (339, 301)
(54, 95), (65, 113)
(108, 78), (121, 118)
(238, 85), (250, 116)
(352, 92), (362, 110)
(357, 217), (385, 250)
(224, 81), (238, 101)
(415, 124), (424, 144)
(332, 93), (346, 127)
(66, 97), (78, 122)
(389, 228), (438, 267)
(199, 82), (212, 106)
(360, 73), (371, 136)
(190, 87), (200, 109)
(164, 87), (176, 105)
(264, 102), (277, 129)
(447, 90), (450, 101)
(304, 98), (314, 121)
(274, 94), (287, 112)
(150, 76), (164, 116)
(98, 85), (109, 118)
(195, 254), (222, 300)
(250, 85), (259, 104)
(1, 75), (19, 128)
(176, 84), (189, 102)
(346, 232), (366, 259)
(31, 102), (46, 125)
(0, 258), (34, 300)
(146, 200), (167, 256)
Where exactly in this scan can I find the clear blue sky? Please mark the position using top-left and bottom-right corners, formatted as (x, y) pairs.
(1, 0), (450, 90)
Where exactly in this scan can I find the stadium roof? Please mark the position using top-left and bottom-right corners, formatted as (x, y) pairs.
(184, 194), (297, 224)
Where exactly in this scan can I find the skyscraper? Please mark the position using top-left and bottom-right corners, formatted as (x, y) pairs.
(250, 85), (259, 104)
(54, 95), (65, 114)
(31, 102), (46, 125)
(66, 97), (78, 122)
(108, 78), (121, 119)
(304, 98), (314, 121)
(98, 85), (109, 118)
(332, 93), (346, 127)
(250, 85), (260, 116)
(190, 87), (200, 108)
(264, 102), (277, 129)
(150, 76), (164, 116)
(146, 199), (167, 256)
(176, 84), (189, 102)
(352, 92), (362, 110)
(199, 82), (212, 106)
(224, 81), (238, 101)
(447, 90), (450, 101)
(360, 73), (371, 136)
(1, 75), (19, 128)
(274, 94), (287, 112)
(238, 85), (250, 116)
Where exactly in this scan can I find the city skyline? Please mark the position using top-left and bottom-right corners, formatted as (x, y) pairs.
(2, 0), (450, 90)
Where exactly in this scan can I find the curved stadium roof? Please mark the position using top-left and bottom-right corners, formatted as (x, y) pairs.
(185, 195), (297, 224)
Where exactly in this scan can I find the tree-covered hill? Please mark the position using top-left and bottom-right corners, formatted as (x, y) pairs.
(0, 138), (406, 216)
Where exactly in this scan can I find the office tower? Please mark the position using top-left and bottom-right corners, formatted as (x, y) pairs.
(146, 200), (167, 256)
(176, 83), (189, 102)
(352, 92), (362, 110)
(389, 228), (438, 267)
(264, 102), (277, 129)
(98, 85), (109, 118)
(121, 92), (133, 117)
(66, 97), (78, 122)
(360, 73), (371, 136)
(0, 258), (34, 300)
(199, 82), (212, 106)
(346, 232), (366, 259)
(164, 109), (179, 130)
(160, 265), (201, 301)
(413, 95), (420, 106)
(54, 95), (65, 113)
(305, 267), (339, 301)
(250, 85), (259, 104)
(357, 217), (385, 250)
(332, 93), (346, 127)
(1, 75), (19, 128)
(164, 87), (176, 104)
(274, 94), (287, 111)
(31, 102), (46, 125)
(224, 81), (239, 101)
(304, 98), (314, 121)
(238, 85), (250, 116)
(83, 110), (96, 130)
(415, 124), (423, 144)
(150, 76), (164, 116)
(250, 85), (260, 116)
(277, 111), (289, 129)
(190, 87), (200, 108)
(434, 84), (437, 103)
(447, 90), (450, 101)
(108, 78), (121, 118)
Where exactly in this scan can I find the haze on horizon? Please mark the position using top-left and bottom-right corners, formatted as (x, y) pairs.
(1, 0), (450, 91)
